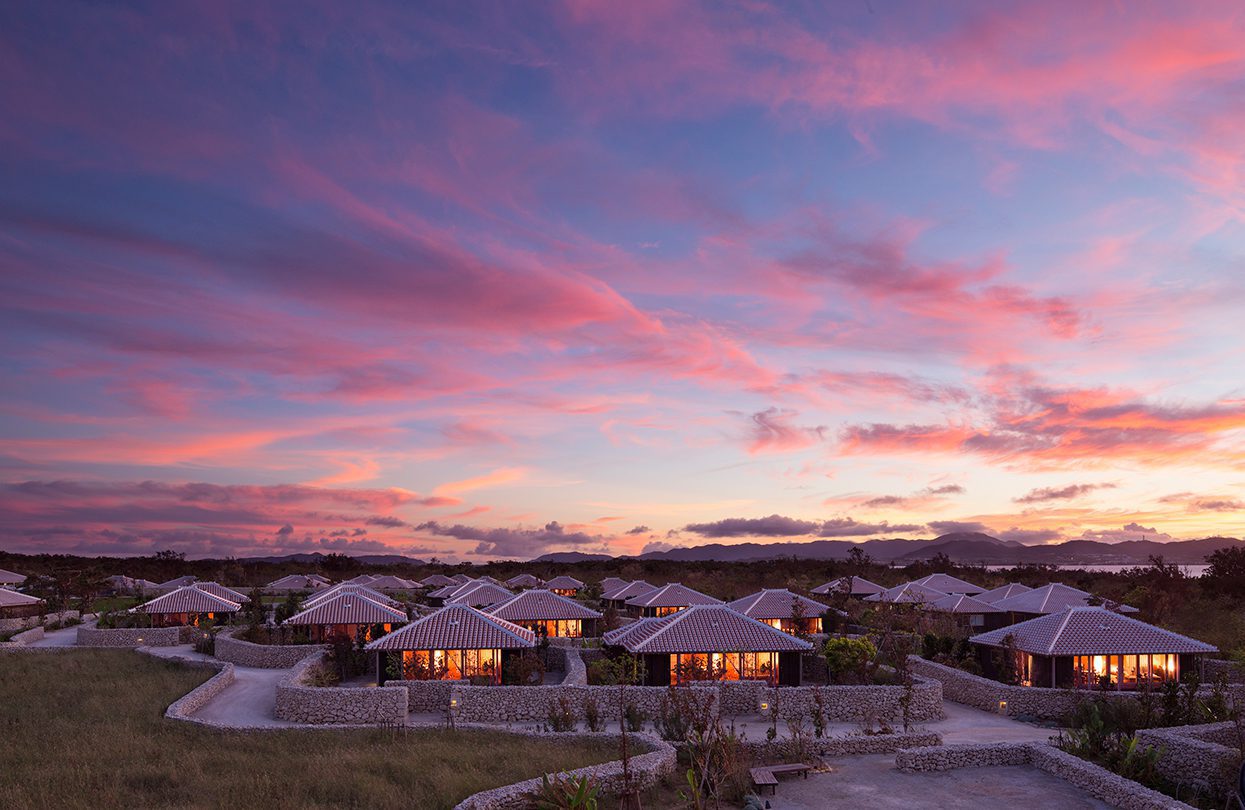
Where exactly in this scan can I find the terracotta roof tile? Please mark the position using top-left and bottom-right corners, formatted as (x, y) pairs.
(811, 576), (884, 596)
(192, 581), (250, 603)
(0, 568), (27, 586)
(504, 574), (543, 588)
(364, 575), (418, 591)
(285, 593), (408, 626)
(138, 586), (241, 615)
(365, 604), (536, 651)
(976, 583), (1032, 604)
(625, 583), (722, 609)
(445, 581), (514, 608)
(605, 605), (812, 654)
(912, 573), (986, 595)
(303, 584), (400, 609)
(0, 589), (42, 608)
(864, 582), (949, 604)
(543, 575), (584, 590)
(602, 580), (656, 601)
(970, 607), (1217, 656)
(485, 589), (602, 622)
(419, 574), (458, 588)
(727, 589), (827, 619)
(992, 583), (1137, 615)
(929, 594), (1004, 614)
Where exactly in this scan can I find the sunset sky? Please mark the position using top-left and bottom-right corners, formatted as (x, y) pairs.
(3, 1), (1245, 561)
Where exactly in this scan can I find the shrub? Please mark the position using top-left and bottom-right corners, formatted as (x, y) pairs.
(583, 696), (603, 732)
(623, 703), (647, 732)
(823, 636), (876, 684)
(537, 773), (599, 810)
(547, 695), (577, 733)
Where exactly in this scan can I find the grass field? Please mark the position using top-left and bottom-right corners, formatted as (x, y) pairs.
(0, 650), (620, 809)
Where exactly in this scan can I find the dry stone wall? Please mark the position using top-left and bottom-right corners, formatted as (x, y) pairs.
(453, 731), (676, 810)
(0, 610), (80, 633)
(744, 729), (941, 762)
(274, 654), (408, 725)
(1203, 659), (1244, 683)
(385, 679), (469, 713)
(163, 659), (236, 723)
(897, 742), (1197, 810)
(214, 626), (326, 668)
(1136, 722), (1241, 798)
(77, 626), (185, 647)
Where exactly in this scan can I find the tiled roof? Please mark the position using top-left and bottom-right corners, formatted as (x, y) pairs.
(192, 581), (250, 603)
(912, 573), (986, 595)
(0, 589), (42, 608)
(365, 604), (536, 651)
(308, 574), (331, 584)
(601, 577), (628, 592)
(451, 574), (473, 584)
(505, 574), (543, 588)
(625, 583), (722, 609)
(474, 575), (503, 585)
(970, 607), (1217, 656)
(364, 575), (418, 591)
(427, 584), (460, 599)
(810, 576), (884, 596)
(602, 580), (656, 601)
(864, 582), (949, 604)
(157, 576), (198, 589)
(445, 581), (514, 608)
(604, 605), (813, 654)
(284, 593), (408, 626)
(138, 586), (241, 615)
(344, 574), (378, 585)
(419, 574), (458, 588)
(976, 583), (1033, 604)
(0, 568), (27, 585)
(727, 589), (827, 620)
(303, 584), (400, 609)
(992, 583), (1137, 615)
(486, 589), (603, 622)
(544, 575), (585, 590)
(929, 594), (1004, 614)
(602, 617), (665, 648)
(266, 574), (329, 590)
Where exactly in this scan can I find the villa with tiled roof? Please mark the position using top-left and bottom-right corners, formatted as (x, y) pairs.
(365, 604), (536, 684)
(444, 581), (513, 608)
(303, 583), (401, 610)
(970, 607), (1217, 689)
(485, 589), (602, 637)
(928, 593), (1007, 632)
(991, 583), (1138, 621)
(266, 574), (331, 592)
(0, 588), (44, 620)
(0, 567), (27, 588)
(625, 582), (722, 617)
(911, 573), (986, 596)
(726, 589), (830, 635)
(191, 581), (250, 604)
(418, 574), (458, 589)
(504, 573), (543, 590)
(810, 576), (884, 598)
(283, 592), (408, 643)
(542, 575), (584, 597)
(976, 582), (1032, 604)
(864, 581), (949, 605)
(136, 585), (241, 627)
(601, 580), (656, 611)
(603, 604), (812, 686)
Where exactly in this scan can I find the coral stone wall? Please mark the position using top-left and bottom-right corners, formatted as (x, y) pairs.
(163, 660), (236, 723)
(0, 610), (80, 633)
(214, 627), (326, 668)
(1136, 722), (1242, 797)
(452, 732), (676, 810)
(449, 682), (702, 724)
(550, 645), (587, 686)
(744, 730), (941, 762)
(385, 679), (470, 713)
(898, 743), (1197, 810)
(1203, 659), (1244, 683)
(274, 654), (408, 725)
(76, 626), (184, 648)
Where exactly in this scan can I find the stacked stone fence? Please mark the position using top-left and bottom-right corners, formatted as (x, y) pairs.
(1136, 722), (1243, 798)
(76, 625), (196, 648)
(161, 658), (236, 724)
(743, 729), (941, 762)
(913, 656), (1245, 722)
(0, 609), (80, 633)
(548, 645), (587, 685)
(453, 731), (676, 810)
(3, 626), (45, 646)
(897, 742), (1197, 809)
(214, 626), (327, 668)
(394, 676), (942, 725)
(274, 653), (408, 725)
(1203, 659), (1244, 683)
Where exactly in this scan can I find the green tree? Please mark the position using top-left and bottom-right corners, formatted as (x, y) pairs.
(823, 636), (876, 684)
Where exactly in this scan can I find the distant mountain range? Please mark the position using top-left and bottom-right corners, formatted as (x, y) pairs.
(533, 532), (1243, 565)
(241, 552), (427, 566)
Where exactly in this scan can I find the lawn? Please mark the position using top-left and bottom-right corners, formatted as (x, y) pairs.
(0, 650), (621, 809)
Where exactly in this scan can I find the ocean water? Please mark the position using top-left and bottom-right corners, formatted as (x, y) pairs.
(983, 563), (1210, 576)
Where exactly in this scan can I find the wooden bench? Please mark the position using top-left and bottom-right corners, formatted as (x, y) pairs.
(750, 767), (779, 795)
(750, 762), (810, 795)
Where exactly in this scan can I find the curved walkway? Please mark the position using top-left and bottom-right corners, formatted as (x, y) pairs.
(143, 644), (300, 728)
(28, 619), (96, 647)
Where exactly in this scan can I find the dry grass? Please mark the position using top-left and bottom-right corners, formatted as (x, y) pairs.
(0, 650), (619, 809)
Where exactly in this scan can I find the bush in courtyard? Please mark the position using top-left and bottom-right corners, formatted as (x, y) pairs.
(583, 696), (603, 732)
(193, 620), (218, 656)
(546, 695), (577, 732)
(623, 702), (647, 732)
(537, 772), (599, 810)
(504, 651), (547, 685)
(587, 653), (644, 686)
(822, 636), (876, 684)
